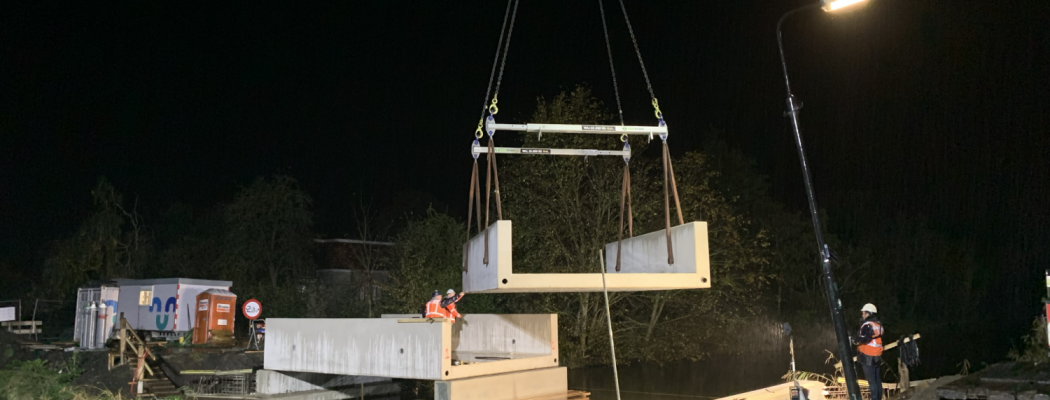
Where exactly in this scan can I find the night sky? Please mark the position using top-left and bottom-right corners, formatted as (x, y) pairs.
(2, 0), (1048, 322)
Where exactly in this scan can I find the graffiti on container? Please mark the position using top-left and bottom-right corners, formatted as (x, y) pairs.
(149, 296), (177, 330)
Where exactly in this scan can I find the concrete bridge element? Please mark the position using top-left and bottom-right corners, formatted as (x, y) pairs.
(462, 220), (711, 293)
(264, 314), (559, 381)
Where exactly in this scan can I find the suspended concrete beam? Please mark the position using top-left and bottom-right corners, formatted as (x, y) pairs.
(462, 220), (711, 293)
(264, 314), (559, 381)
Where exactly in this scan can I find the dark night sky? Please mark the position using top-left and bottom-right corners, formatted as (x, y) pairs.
(2, 0), (1048, 321)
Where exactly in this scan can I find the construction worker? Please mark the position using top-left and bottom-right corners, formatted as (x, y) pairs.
(424, 290), (448, 319)
(441, 289), (465, 323)
(852, 303), (884, 400)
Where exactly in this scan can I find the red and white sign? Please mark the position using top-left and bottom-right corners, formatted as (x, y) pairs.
(243, 299), (262, 320)
(216, 303), (230, 312)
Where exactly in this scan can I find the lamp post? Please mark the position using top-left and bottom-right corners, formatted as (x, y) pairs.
(776, 1), (869, 400)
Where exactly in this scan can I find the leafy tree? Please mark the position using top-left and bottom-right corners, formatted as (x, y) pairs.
(41, 178), (150, 296)
(220, 175), (316, 288)
(384, 208), (500, 316)
(153, 204), (226, 280)
(492, 86), (781, 366)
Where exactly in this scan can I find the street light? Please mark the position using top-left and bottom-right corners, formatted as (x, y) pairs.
(823, 0), (868, 12)
(776, 2), (870, 400)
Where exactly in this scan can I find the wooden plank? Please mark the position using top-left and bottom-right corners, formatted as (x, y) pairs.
(834, 334), (921, 369)
(180, 369), (254, 375)
(836, 377), (898, 390)
(521, 391), (591, 400)
(397, 318), (449, 323)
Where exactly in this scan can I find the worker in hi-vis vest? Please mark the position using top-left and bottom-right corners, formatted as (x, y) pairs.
(852, 303), (884, 400)
(424, 290), (448, 319)
(441, 289), (465, 323)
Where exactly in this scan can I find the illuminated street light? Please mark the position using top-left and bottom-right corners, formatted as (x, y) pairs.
(776, 2), (871, 400)
(823, 0), (868, 12)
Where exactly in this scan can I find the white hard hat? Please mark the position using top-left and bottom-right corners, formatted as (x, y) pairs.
(861, 303), (878, 313)
(447, 289), (456, 295)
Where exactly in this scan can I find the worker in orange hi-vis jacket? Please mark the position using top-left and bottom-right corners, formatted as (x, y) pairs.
(851, 303), (884, 400)
(424, 290), (448, 319)
(441, 289), (465, 323)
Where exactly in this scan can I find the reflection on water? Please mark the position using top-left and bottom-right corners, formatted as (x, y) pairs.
(569, 321), (839, 400)
(568, 318), (965, 400)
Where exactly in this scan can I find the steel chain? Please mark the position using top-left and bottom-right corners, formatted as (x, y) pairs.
(477, 0), (515, 126)
(618, 0), (661, 120)
(599, 0), (626, 127)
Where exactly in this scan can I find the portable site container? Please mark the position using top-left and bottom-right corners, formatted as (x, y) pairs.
(192, 289), (237, 345)
(113, 278), (232, 338)
(73, 284), (120, 349)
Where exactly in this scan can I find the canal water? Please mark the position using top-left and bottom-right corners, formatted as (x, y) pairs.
(567, 318), (970, 400)
(567, 321), (842, 400)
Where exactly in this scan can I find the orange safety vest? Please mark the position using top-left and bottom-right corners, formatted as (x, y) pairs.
(858, 321), (884, 356)
(425, 299), (448, 319)
(445, 303), (462, 323)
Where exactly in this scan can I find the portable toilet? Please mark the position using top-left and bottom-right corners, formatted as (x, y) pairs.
(192, 289), (237, 345)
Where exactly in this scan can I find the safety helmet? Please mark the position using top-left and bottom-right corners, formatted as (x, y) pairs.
(446, 289), (456, 295)
(432, 290), (441, 297)
(861, 303), (878, 313)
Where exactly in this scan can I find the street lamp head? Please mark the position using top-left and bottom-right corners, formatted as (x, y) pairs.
(822, 0), (868, 12)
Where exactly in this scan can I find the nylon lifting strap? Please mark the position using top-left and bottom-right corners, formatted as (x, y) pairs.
(482, 136), (504, 265)
(661, 142), (684, 265)
(615, 162), (634, 272)
(463, 159), (484, 272)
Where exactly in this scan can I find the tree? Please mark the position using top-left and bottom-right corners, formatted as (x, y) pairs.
(221, 175), (316, 288)
(493, 86), (780, 365)
(347, 196), (391, 317)
(42, 178), (150, 296)
(384, 208), (500, 316)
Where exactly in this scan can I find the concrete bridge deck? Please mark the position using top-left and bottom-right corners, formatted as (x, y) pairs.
(264, 314), (559, 381)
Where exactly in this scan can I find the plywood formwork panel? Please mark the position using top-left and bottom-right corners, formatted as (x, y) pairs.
(255, 370), (391, 395)
(265, 314), (559, 381)
(462, 220), (711, 293)
(435, 367), (568, 400)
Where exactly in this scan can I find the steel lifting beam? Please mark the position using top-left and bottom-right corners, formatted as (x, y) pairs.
(473, 146), (629, 157)
(486, 120), (668, 136)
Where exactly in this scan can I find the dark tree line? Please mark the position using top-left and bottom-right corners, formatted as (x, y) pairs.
(5, 85), (1023, 373)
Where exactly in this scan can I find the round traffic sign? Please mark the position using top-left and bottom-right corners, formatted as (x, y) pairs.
(243, 299), (262, 320)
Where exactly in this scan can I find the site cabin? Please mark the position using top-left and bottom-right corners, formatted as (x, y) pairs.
(113, 278), (232, 339)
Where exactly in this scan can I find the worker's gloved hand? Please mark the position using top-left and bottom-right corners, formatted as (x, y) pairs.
(849, 336), (858, 345)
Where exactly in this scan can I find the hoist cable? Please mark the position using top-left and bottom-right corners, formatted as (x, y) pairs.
(478, 0), (515, 125)
(598, 0), (625, 127)
(618, 0), (657, 104)
(491, 0), (521, 106)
